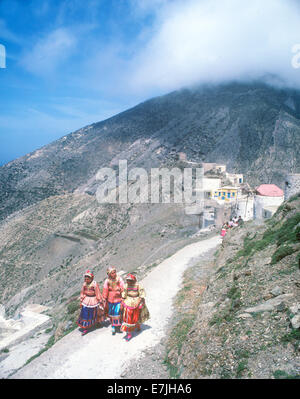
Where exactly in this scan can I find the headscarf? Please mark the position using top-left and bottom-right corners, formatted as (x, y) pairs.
(107, 266), (117, 278)
(126, 273), (136, 282)
(84, 270), (94, 280)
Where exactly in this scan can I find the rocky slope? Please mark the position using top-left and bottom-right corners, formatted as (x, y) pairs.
(1, 82), (300, 222)
(0, 81), (300, 378)
(164, 193), (300, 379)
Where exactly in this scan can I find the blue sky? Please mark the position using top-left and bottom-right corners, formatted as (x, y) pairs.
(1, 0), (300, 165)
(0, 0), (157, 165)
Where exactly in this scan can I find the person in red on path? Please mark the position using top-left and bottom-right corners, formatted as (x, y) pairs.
(121, 273), (150, 341)
(221, 224), (227, 238)
(102, 267), (124, 335)
(77, 270), (105, 336)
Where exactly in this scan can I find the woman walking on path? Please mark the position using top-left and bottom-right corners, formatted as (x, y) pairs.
(77, 270), (105, 336)
(220, 223), (227, 238)
(102, 267), (124, 335)
(121, 274), (150, 341)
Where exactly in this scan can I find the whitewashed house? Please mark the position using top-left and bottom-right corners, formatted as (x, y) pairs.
(235, 195), (254, 221)
(254, 184), (284, 219)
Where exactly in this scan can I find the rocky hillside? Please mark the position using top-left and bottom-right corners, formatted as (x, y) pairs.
(1, 82), (300, 222)
(1, 81), (300, 373)
(0, 191), (202, 318)
(165, 193), (300, 378)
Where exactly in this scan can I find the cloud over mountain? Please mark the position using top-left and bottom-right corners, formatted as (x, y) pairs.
(126, 0), (300, 93)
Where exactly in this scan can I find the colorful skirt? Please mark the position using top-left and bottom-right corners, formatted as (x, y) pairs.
(77, 303), (104, 330)
(121, 303), (140, 332)
(108, 301), (122, 327)
(121, 301), (150, 332)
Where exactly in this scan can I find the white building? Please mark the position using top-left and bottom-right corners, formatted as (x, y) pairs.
(254, 184), (284, 219)
(225, 173), (244, 186)
(202, 163), (226, 174)
(234, 195), (254, 221)
(202, 177), (221, 198)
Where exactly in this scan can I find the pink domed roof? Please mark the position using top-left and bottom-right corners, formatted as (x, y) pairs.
(256, 184), (284, 197)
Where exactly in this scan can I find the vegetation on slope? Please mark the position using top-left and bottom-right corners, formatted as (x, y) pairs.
(165, 194), (300, 379)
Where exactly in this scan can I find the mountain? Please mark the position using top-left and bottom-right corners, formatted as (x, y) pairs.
(1, 81), (300, 318)
(1, 82), (300, 379)
(1, 81), (300, 223)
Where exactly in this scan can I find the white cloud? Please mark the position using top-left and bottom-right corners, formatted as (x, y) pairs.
(12, 0), (300, 100)
(20, 28), (77, 75)
(125, 0), (300, 93)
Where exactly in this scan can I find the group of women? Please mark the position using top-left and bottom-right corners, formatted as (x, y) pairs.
(220, 216), (244, 238)
(77, 267), (150, 341)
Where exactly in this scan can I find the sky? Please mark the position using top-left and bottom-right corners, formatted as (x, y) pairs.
(0, 0), (300, 165)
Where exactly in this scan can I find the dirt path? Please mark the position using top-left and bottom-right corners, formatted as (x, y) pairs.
(11, 235), (221, 379)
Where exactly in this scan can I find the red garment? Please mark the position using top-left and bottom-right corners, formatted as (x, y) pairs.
(84, 270), (94, 279)
(221, 228), (227, 237)
(126, 273), (136, 281)
(102, 277), (124, 303)
(121, 283), (145, 333)
(121, 304), (141, 332)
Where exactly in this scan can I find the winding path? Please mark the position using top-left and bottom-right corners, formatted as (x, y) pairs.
(11, 235), (221, 379)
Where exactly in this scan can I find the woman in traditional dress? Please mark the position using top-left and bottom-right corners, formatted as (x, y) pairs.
(121, 273), (150, 341)
(77, 270), (105, 336)
(220, 224), (227, 238)
(102, 267), (124, 335)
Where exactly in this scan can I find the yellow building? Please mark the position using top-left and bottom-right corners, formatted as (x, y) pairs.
(213, 186), (238, 202)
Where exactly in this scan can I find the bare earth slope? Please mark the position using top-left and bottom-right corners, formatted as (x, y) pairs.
(10, 236), (221, 379)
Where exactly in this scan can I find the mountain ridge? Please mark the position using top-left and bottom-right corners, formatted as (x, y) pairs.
(1, 81), (300, 222)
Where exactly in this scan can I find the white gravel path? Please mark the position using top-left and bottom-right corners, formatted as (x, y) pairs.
(11, 235), (221, 379)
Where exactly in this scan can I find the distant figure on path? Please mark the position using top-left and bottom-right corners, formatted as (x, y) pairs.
(121, 273), (150, 341)
(103, 267), (124, 335)
(77, 270), (105, 336)
(221, 224), (227, 238)
(238, 216), (244, 226)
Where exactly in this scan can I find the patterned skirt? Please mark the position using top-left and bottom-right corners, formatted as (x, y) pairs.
(108, 301), (122, 327)
(77, 303), (105, 330)
(121, 301), (150, 332)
